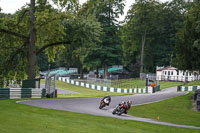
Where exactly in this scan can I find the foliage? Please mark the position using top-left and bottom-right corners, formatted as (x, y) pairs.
(79, 0), (125, 78)
(0, 0), (102, 82)
(57, 14), (103, 76)
(0, 0), (200, 84)
(174, 0), (200, 71)
(0, 1), (76, 82)
(121, 0), (191, 75)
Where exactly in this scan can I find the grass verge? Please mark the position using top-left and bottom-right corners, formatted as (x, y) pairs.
(111, 79), (145, 88)
(159, 81), (183, 90)
(128, 92), (200, 127)
(184, 80), (200, 86)
(41, 80), (133, 98)
(0, 99), (199, 133)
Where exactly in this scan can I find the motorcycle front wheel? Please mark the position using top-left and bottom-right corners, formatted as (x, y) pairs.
(112, 109), (117, 114)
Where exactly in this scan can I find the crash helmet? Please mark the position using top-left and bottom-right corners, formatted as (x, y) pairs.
(127, 100), (132, 106)
(121, 101), (126, 104)
(107, 94), (111, 97)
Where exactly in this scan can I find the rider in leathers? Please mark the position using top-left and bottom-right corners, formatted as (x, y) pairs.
(102, 94), (111, 105)
(120, 100), (132, 114)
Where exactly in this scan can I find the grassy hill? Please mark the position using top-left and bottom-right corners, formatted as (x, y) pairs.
(129, 92), (200, 127)
(0, 99), (198, 133)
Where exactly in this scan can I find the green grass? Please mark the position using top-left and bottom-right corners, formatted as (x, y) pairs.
(41, 79), (200, 98)
(111, 79), (145, 88)
(0, 99), (199, 133)
(159, 81), (184, 90)
(128, 92), (200, 127)
(41, 80), (133, 98)
(184, 80), (200, 86)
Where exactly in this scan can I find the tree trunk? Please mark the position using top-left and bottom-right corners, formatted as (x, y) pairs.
(104, 64), (108, 79)
(0, 76), (3, 88)
(140, 32), (146, 73)
(96, 67), (99, 78)
(80, 64), (83, 79)
(28, 0), (36, 79)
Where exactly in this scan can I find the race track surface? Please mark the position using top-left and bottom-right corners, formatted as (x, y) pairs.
(18, 87), (200, 129)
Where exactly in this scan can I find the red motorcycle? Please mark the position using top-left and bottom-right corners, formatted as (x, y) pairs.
(112, 102), (128, 115)
(99, 98), (110, 109)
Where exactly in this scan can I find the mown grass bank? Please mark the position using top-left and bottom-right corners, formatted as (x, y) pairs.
(0, 99), (198, 133)
(41, 79), (200, 96)
(41, 80), (133, 98)
(159, 81), (183, 90)
(128, 92), (200, 127)
(184, 80), (200, 86)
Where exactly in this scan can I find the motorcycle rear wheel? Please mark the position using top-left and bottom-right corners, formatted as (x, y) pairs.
(117, 108), (125, 116)
(99, 102), (105, 109)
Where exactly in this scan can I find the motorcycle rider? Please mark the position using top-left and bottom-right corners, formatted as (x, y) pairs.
(124, 100), (132, 114)
(119, 100), (132, 114)
(101, 94), (111, 105)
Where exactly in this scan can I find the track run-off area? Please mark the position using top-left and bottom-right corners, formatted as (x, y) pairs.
(18, 87), (200, 130)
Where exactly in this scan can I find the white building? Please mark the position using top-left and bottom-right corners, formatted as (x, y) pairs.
(156, 66), (200, 82)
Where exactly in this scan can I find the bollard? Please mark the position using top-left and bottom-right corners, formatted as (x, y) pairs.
(196, 94), (200, 111)
(194, 89), (200, 101)
(177, 86), (181, 91)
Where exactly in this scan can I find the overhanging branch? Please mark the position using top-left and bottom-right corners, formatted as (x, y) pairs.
(36, 41), (70, 55)
(0, 28), (29, 40)
(0, 46), (19, 49)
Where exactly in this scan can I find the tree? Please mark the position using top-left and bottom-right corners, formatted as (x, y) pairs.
(29, 0), (36, 79)
(0, 0), (78, 83)
(174, 0), (200, 71)
(122, 0), (161, 73)
(79, 0), (125, 79)
(121, 0), (190, 75)
(58, 15), (103, 78)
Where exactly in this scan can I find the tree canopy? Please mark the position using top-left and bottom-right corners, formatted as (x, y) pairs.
(0, 0), (199, 86)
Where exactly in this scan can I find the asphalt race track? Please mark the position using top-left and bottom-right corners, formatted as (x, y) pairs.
(18, 87), (200, 129)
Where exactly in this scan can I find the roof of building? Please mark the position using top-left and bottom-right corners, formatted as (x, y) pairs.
(156, 66), (177, 71)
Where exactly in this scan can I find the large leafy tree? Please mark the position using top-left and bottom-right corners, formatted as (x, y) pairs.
(79, 0), (125, 78)
(144, 0), (189, 70)
(57, 15), (103, 78)
(0, 0), (78, 85)
(174, 0), (200, 71)
(121, 0), (189, 75)
(122, 0), (161, 73)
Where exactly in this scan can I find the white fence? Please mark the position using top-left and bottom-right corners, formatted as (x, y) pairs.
(156, 75), (200, 82)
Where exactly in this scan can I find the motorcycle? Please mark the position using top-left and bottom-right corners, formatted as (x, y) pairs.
(99, 98), (110, 109)
(112, 103), (128, 115)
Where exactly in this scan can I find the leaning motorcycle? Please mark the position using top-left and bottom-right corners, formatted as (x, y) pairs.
(112, 103), (127, 115)
(99, 98), (110, 109)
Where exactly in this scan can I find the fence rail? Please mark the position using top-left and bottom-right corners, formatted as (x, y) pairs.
(86, 77), (111, 87)
(0, 88), (46, 99)
(157, 75), (200, 82)
(86, 77), (146, 88)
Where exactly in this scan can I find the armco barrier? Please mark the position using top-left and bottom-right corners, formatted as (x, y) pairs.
(177, 86), (200, 92)
(0, 88), (46, 99)
(57, 77), (157, 94)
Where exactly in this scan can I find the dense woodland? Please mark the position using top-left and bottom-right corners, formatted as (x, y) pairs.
(0, 0), (200, 86)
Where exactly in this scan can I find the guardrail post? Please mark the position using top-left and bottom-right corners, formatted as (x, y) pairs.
(177, 86), (181, 91)
(196, 94), (200, 111)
